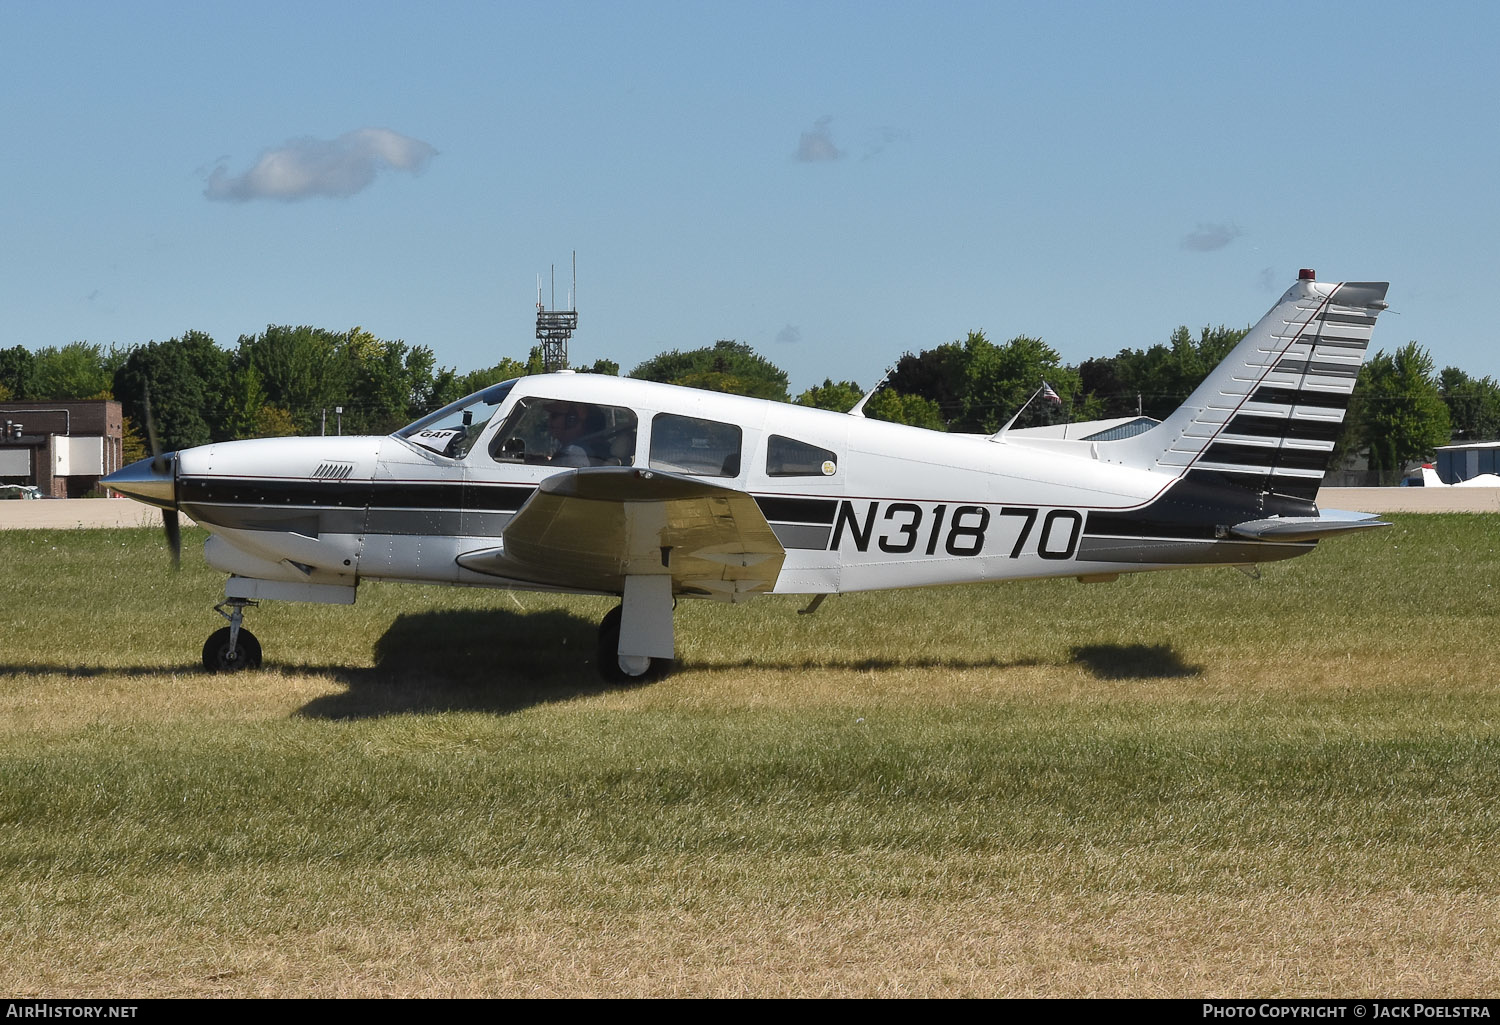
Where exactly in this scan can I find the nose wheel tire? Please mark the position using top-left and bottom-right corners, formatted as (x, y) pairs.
(596, 605), (671, 684)
(203, 626), (262, 672)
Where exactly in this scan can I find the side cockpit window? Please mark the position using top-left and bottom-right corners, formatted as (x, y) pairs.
(649, 413), (743, 477)
(489, 397), (638, 467)
(767, 435), (837, 477)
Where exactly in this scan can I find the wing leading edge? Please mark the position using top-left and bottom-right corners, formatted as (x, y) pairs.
(456, 466), (787, 601)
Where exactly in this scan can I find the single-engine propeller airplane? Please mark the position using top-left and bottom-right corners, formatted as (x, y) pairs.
(104, 270), (1390, 680)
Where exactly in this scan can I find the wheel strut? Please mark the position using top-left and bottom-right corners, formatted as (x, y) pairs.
(204, 598), (263, 672)
(214, 597), (257, 651)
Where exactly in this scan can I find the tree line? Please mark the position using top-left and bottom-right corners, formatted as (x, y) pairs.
(635, 333), (1497, 483)
(1, 319), (1494, 484)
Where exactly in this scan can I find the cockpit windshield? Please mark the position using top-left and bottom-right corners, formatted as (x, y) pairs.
(394, 380), (517, 459)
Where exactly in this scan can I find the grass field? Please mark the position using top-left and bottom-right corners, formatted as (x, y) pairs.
(1, 517), (1497, 997)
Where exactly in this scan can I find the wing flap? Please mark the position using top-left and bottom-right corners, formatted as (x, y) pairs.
(456, 467), (786, 598)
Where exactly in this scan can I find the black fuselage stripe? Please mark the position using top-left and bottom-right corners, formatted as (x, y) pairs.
(179, 478), (536, 512)
(183, 479), (849, 525)
(754, 496), (839, 524)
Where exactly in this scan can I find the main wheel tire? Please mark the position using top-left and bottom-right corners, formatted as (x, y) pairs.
(595, 605), (672, 684)
(202, 626), (262, 673)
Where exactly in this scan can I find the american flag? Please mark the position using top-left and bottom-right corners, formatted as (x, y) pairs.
(1040, 381), (1062, 406)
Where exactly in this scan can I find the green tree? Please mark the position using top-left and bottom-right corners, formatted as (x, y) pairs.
(433, 357), (531, 408)
(863, 389), (947, 430)
(250, 405), (298, 438)
(886, 340), (968, 421)
(1357, 343), (1451, 484)
(887, 331), (1078, 433)
(222, 361), (271, 440)
(0, 346), (36, 400)
(112, 332), (229, 451)
(120, 416), (147, 464)
(795, 379), (864, 412)
(1073, 324), (1248, 420)
(1076, 354), (1136, 419)
(1439, 367), (1500, 442)
(31, 342), (114, 400)
(234, 326), (350, 436)
(629, 340), (790, 401)
(580, 358), (619, 376)
(959, 333), (1079, 433)
(343, 328), (443, 434)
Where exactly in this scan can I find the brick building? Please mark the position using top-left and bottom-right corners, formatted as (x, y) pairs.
(0, 400), (124, 498)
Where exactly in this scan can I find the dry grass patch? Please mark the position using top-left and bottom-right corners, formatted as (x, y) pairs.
(9, 868), (1500, 997)
(1, 517), (1498, 996)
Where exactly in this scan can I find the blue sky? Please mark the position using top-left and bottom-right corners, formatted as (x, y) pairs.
(2, 0), (1496, 395)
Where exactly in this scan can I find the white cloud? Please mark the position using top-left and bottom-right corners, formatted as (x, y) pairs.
(860, 125), (906, 162)
(204, 128), (437, 202)
(1181, 223), (1243, 252)
(794, 116), (841, 162)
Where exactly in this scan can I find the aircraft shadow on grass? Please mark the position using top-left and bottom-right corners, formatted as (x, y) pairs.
(1068, 643), (1203, 680)
(296, 607), (617, 719)
(292, 609), (1204, 720)
(293, 607), (1056, 720)
(0, 617), (1201, 719)
(0, 662), (205, 679)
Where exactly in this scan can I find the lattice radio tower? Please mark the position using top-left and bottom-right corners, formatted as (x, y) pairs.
(536, 252), (578, 372)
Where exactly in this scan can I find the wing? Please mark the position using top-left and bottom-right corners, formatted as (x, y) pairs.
(456, 466), (786, 601)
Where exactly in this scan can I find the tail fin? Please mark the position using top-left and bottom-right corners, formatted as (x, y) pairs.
(1103, 271), (1388, 512)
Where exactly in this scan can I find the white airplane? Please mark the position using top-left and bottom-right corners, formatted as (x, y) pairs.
(1412, 464), (1500, 487)
(104, 271), (1390, 680)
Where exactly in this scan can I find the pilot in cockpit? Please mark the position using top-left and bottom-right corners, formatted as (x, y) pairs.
(545, 400), (608, 466)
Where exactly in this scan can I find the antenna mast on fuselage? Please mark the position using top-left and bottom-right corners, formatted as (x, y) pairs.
(535, 251), (578, 372)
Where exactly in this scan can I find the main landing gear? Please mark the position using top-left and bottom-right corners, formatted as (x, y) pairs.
(596, 604), (672, 685)
(203, 597), (262, 672)
(198, 595), (668, 681)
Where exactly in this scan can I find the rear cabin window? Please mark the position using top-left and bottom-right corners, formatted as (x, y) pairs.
(649, 413), (743, 477)
(488, 397), (638, 467)
(766, 435), (837, 477)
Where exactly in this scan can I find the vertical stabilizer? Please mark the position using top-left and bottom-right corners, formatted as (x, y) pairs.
(1101, 272), (1389, 511)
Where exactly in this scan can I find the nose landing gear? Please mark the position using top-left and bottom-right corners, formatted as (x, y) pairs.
(596, 604), (673, 683)
(203, 597), (262, 672)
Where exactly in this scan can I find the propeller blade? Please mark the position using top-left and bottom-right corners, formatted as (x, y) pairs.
(142, 384), (181, 570)
(144, 386), (166, 475)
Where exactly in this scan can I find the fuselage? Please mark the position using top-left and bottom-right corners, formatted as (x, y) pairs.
(155, 372), (1314, 601)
